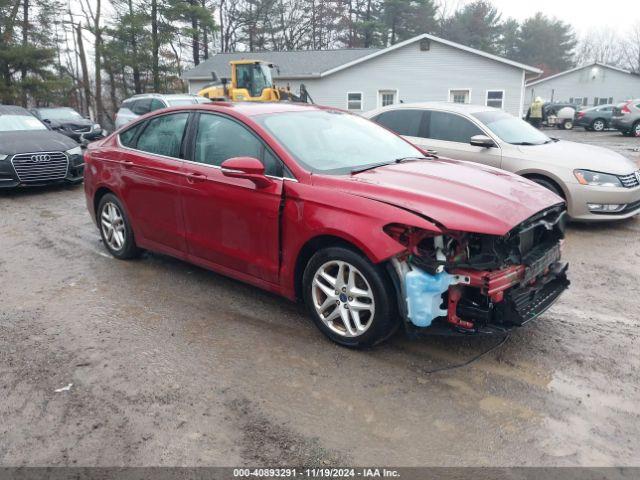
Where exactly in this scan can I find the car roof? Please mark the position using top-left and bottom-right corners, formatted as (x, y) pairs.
(370, 101), (498, 115)
(0, 105), (32, 116)
(154, 101), (335, 117)
(126, 93), (204, 101)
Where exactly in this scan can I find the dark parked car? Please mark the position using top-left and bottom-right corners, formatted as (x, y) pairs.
(611, 100), (640, 137)
(84, 102), (568, 347)
(31, 107), (105, 144)
(0, 105), (84, 188)
(575, 104), (615, 131)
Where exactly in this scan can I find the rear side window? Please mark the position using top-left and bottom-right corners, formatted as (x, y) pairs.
(132, 99), (152, 115)
(119, 123), (143, 147)
(374, 110), (424, 137)
(426, 111), (483, 143)
(136, 113), (189, 158)
(121, 99), (134, 110)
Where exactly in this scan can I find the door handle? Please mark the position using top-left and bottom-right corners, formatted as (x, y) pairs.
(122, 160), (134, 167)
(186, 172), (207, 183)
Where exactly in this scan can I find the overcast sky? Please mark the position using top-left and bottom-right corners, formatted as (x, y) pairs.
(485, 0), (640, 34)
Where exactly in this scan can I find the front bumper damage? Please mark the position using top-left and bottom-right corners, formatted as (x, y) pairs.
(388, 205), (570, 335)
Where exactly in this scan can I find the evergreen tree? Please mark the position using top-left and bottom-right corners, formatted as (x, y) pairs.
(515, 12), (577, 74)
(440, 0), (502, 54)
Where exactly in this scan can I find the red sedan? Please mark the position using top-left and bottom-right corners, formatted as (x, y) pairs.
(84, 102), (569, 347)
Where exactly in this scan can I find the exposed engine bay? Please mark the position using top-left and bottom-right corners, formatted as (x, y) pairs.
(387, 205), (570, 334)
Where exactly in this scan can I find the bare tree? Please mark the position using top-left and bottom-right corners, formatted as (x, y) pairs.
(622, 22), (640, 73)
(575, 27), (624, 67)
(78, 0), (105, 124)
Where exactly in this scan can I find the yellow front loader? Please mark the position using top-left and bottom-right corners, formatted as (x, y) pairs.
(197, 59), (309, 103)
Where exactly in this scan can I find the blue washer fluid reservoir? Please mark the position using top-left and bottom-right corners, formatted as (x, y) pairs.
(405, 268), (456, 327)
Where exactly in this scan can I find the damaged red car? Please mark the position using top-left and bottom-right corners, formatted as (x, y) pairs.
(84, 102), (569, 347)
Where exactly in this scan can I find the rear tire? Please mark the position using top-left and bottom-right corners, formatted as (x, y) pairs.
(302, 246), (398, 348)
(97, 193), (141, 260)
(591, 119), (606, 132)
(633, 121), (640, 138)
(563, 120), (573, 130)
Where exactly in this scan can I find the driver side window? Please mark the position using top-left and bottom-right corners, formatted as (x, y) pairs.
(194, 114), (283, 177)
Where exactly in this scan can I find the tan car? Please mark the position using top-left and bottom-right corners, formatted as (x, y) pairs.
(364, 102), (640, 221)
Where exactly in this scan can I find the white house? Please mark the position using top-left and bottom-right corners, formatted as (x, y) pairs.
(182, 33), (542, 117)
(525, 62), (640, 109)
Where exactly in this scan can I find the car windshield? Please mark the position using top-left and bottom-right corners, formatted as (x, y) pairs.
(0, 115), (48, 132)
(473, 110), (551, 145)
(255, 110), (423, 175)
(39, 108), (83, 121)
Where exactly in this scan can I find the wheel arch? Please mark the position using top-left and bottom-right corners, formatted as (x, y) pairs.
(519, 171), (568, 200)
(293, 235), (371, 301)
(93, 186), (116, 217)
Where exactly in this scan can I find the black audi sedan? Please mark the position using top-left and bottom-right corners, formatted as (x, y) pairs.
(31, 106), (105, 144)
(0, 105), (84, 188)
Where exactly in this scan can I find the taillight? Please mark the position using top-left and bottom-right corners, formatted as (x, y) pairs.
(577, 111), (585, 119)
(621, 102), (633, 114)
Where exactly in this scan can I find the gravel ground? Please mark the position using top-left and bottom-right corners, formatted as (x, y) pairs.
(0, 130), (639, 467)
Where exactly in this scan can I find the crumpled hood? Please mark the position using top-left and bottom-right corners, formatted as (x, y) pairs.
(313, 158), (564, 236)
(0, 130), (78, 155)
(515, 140), (637, 175)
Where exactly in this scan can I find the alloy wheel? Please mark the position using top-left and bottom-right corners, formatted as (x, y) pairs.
(311, 260), (375, 337)
(634, 123), (640, 137)
(101, 202), (126, 251)
(593, 120), (605, 131)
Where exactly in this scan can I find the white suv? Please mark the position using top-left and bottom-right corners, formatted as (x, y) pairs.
(114, 94), (210, 129)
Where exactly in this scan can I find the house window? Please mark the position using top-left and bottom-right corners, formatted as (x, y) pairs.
(449, 89), (470, 104)
(378, 90), (397, 107)
(347, 92), (362, 111)
(486, 90), (504, 109)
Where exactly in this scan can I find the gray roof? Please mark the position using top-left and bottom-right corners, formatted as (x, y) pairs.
(183, 33), (541, 82)
(182, 49), (379, 80)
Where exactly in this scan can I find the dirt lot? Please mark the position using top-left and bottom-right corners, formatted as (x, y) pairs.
(1, 130), (639, 467)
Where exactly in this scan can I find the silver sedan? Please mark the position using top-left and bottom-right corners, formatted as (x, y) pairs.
(364, 102), (640, 221)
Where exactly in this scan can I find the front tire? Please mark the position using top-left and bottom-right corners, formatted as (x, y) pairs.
(302, 246), (398, 348)
(563, 120), (573, 130)
(97, 193), (141, 260)
(531, 177), (564, 199)
(633, 121), (640, 138)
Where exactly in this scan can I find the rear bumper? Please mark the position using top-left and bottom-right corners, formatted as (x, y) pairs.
(574, 117), (591, 127)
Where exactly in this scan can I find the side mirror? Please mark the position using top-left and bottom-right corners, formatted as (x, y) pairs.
(470, 135), (496, 148)
(43, 118), (51, 124)
(221, 156), (272, 188)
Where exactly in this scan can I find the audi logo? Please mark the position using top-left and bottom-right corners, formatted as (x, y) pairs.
(31, 154), (51, 163)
